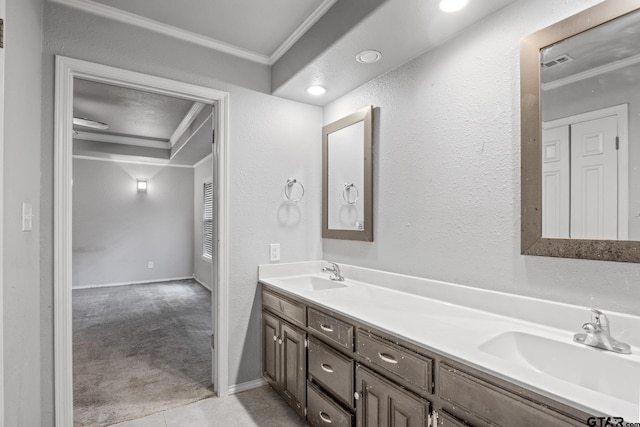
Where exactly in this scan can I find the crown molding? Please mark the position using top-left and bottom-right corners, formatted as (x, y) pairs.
(270, 0), (338, 63)
(170, 102), (206, 147)
(49, 0), (271, 64)
(49, 0), (337, 66)
(74, 130), (171, 149)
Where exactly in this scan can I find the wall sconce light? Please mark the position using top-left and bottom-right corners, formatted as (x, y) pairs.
(137, 180), (148, 193)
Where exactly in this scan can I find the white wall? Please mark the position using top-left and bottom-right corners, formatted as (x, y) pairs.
(3, 0), (43, 425)
(72, 159), (194, 288)
(194, 156), (213, 289)
(40, 3), (322, 422)
(323, 0), (640, 317)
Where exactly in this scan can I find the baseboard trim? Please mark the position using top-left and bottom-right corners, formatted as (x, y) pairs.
(192, 276), (212, 291)
(228, 378), (267, 395)
(72, 276), (194, 290)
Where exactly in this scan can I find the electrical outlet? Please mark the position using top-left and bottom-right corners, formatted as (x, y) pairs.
(22, 202), (33, 232)
(148, 261), (154, 269)
(269, 243), (280, 262)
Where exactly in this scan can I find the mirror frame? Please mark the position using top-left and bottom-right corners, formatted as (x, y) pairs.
(521, 0), (640, 262)
(322, 105), (374, 241)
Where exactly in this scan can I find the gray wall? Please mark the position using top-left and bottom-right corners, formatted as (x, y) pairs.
(194, 156), (213, 289)
(72, 159), (194, 288)
(40, 3), (322, 423)
(3, 0), (43, 425)
(322, 0), (640, 317)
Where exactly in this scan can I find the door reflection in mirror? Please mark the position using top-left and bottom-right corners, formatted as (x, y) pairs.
(540, 8), (638, 240)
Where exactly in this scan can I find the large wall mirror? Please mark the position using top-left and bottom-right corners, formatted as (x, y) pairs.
(521, 0), (640, 262)
(322, 106), (373, 241)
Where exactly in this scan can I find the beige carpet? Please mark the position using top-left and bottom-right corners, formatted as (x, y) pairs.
(73, 280), (215, 426)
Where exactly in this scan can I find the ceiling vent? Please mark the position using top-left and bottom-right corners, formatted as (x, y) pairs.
(542, 54), (573, 69)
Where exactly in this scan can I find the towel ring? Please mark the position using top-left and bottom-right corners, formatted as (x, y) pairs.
(342, 183), (359, 205)
(284, 178), (304, 203)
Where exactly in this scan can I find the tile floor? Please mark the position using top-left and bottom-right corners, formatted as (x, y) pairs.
(113, 386), (307, 427)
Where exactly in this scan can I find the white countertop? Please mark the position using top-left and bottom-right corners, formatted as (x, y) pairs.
(259, 261), (640, 422)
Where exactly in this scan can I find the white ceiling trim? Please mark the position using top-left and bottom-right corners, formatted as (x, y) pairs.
(170, 102), (206, 147)
(270, 0), (338, 63)
(73, 154), (195, 168)
(542, 52), (640, 91)
(74, 130), (171, 149)
(170, 111), (213, 159)
(193, 152), (213, 169)
(49, 0), (271, 64)
(49, 0), (337, 65)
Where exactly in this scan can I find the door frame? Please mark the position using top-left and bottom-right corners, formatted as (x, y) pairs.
(54, 56), (230, 426)
(0, 0), (5, 424)
(542, 103), (629, 239)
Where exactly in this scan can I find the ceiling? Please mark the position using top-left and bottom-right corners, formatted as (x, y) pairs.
(73, 79), (213, 166)
(53, 0), (520, 106)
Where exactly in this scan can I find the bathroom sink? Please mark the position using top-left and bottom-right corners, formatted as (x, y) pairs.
(278, 275), (348, 291)
(479, 331), (640, 404)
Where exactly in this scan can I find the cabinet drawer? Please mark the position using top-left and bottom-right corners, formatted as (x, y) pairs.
(356, 330), (433, 393)
(438, 411), (468, 427)
(307, 381), (354, 427)
(262, 289), (306, 327)
(439, 364), (582, 427)
(308, 308), (354, 351)
(308, 336), (355, 407)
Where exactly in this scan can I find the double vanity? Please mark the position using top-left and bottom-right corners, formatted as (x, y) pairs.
(259, 261), (640, 426)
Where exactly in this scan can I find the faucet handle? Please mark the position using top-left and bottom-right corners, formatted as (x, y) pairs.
(590, 308), (609, 327)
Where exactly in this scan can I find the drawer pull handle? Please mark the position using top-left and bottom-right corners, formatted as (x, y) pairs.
(320, 324), (334, 332)
(319, 411), (332, 424)
(320, 363), (334, 373)
(378, 352), (398, 364)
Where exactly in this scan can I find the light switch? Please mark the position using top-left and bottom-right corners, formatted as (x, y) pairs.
(22, 202), (33, 232)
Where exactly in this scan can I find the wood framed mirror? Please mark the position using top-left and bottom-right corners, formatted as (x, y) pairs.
(521, 0), (640, 262)
(322, 106), (373, 241)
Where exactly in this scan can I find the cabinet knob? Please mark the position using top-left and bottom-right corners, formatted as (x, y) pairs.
(278, 338), (282, 345)
(273, 335), (277, 342)
(354, 391), (360, 400)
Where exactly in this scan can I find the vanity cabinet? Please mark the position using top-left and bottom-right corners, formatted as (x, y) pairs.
(261, 284), (591, 427)
(261, 291), (307, 418)
(356, 365), (430, 427)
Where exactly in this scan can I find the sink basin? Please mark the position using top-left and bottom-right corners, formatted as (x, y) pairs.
(278, 275), (348, 291)
(479, 331), (640, 404)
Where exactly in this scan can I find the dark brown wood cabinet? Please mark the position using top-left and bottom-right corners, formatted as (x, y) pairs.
(261, 309), (306, 417)
(356, 365), (430, 427)
(261, 284), (592, 427)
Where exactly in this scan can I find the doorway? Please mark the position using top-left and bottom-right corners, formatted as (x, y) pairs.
(54, 56), (230, 426)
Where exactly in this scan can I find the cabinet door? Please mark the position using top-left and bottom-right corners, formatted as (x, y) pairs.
(280, 321), (307, 417)
(356, 366), (430, 427)
(262, 310), (280, 386)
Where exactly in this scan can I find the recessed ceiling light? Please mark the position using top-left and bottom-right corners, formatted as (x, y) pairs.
(439, 0), (470, 13)
(73, 117), (109, 130)
(306, 86), (326, 96)
(356, 50), (382, 64)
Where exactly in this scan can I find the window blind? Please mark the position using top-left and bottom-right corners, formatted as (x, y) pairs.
(203, 180), (213, 259)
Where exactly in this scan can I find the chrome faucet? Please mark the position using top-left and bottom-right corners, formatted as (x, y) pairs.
(573, 309), (631, 354)
(322, 262), (344, 281)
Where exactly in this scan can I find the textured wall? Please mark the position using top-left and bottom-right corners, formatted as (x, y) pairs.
(194, 156), (213, 289)
(323, 0), (640, 317)
(3, 0), (43, 425)
(40, 3), (322, 422)
(72, 159), (194, 288)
